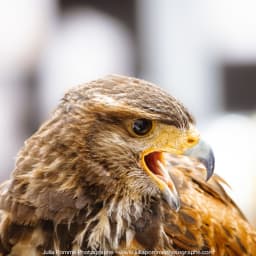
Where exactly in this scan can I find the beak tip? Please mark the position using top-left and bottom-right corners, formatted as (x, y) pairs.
(174, 201), (181, 212)
(202, 148), (215, 181)
(162, 187), (181, 212)
(185, 139), (215, 181)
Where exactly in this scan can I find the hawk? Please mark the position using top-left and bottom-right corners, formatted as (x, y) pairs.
(0, 75), (255, 255)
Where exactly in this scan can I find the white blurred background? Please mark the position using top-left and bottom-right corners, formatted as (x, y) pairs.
(0, 0), (256, 225)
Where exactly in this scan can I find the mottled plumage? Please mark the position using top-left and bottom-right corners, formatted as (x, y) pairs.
(0, 75), (255, 256)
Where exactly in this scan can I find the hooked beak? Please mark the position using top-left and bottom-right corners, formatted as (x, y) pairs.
(140, 125), (215, 212)
(184, 140), (215, 181)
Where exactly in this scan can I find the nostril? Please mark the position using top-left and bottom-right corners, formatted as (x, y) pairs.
(187, 138), (195, 144)
(186, 128), (200, 146)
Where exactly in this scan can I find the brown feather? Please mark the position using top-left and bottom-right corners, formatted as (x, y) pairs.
(0, 74), (255, 255)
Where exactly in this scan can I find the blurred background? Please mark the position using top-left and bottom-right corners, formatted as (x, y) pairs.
(0, 0), (256, 225)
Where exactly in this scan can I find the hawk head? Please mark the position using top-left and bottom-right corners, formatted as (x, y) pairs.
(0, 74), (214, 231)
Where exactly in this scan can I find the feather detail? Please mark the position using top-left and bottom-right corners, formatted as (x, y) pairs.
(0, 75), (255, 255)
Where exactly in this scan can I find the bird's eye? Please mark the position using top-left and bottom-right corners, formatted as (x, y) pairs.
(132, 119), (153, 136)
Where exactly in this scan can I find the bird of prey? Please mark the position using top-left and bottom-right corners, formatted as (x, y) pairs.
(0, 75), (255, 256)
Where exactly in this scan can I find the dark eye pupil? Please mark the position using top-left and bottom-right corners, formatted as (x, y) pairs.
(132, 119), (152, 135)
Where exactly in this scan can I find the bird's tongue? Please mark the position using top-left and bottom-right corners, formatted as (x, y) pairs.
(144, 152), (172, 187)
(144, 151), (180, 211)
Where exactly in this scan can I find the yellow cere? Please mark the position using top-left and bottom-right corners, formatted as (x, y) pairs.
(142, 123), (200, 156)
(140, 123), (200, 191)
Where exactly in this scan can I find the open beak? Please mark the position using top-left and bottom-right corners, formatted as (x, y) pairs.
(140, 126), (215, 211)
